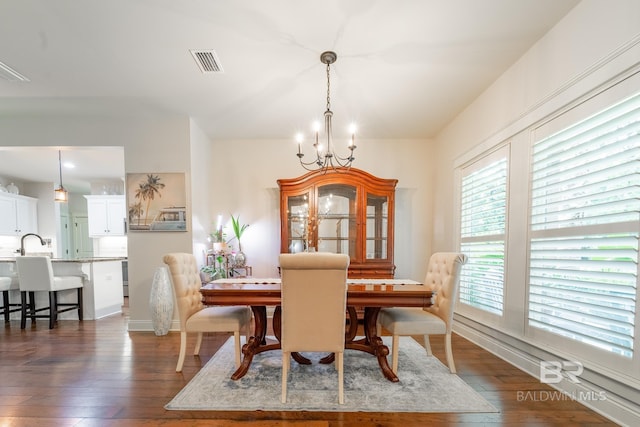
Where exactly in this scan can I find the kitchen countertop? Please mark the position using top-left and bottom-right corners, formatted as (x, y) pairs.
(0, 257), (126, 263)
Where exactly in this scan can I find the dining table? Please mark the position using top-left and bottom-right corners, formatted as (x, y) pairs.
(200, 278), (432, 382)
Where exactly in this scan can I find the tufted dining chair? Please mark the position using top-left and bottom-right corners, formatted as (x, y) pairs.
(279, 252), (350, 404)
(15, 256), (84, 329)
(377, 252), (467, 374)
(1, 275), (21, 324)
(163, 253), (251, 372)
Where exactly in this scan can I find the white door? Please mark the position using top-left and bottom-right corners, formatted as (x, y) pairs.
(60, 213), (71, 258)
(73, 215), (93, 259)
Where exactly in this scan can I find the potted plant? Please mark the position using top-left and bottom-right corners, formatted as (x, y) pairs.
(211, 228), (228, 253)
(230, 214), (249, 267)
(200, 261), (226, 282)
(200, 264), (216, 282)
(230, 214), (249, 251)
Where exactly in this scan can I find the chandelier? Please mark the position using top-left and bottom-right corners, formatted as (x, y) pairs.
(296, 51), (356, 172)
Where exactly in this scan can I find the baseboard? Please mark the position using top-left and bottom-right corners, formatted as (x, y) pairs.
(94, 304), (123, 320)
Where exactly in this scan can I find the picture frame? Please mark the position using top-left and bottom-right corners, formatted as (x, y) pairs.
(126, 172), (187, 232)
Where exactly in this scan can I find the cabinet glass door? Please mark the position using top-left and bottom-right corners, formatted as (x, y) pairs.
(286, 192), (310, 253)
(317, 184), (357, 257)
(366, 193), (389, 260)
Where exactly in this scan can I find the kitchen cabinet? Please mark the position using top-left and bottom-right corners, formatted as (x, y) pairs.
(0, 193), (38, 236)
(85, 195), (126, 236)
(278, 168), (397, 278)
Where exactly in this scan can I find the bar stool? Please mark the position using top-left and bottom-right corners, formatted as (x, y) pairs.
(1, 276), (21, 323)
(16, 256), (84, 329)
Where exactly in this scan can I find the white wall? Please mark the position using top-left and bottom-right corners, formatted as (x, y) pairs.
(189, 118), (214, 263)
(0, 114), (195, 330)
(433, 0), (640, 250)
(432, 1), (640, 424)
(205, 137), (434, 280)
(0, 114), (434, 330)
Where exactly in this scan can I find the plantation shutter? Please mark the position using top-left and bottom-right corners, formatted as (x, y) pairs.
(528, 92), (640, 358)
(459, 151), (507, 315)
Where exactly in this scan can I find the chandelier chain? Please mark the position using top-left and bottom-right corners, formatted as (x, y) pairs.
(326, 61), (331, 112)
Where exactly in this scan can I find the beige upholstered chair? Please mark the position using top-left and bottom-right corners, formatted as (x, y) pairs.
(279, 252), (350, 404)
(377, 252), (467, 374)
(15, 256), (84, 329)
(163, 253), (251, 372)
(1, 276), (20, 324)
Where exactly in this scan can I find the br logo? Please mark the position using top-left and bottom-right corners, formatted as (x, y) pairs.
(539, 361), (583, 384)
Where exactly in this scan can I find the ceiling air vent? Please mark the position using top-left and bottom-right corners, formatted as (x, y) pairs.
(189, 49), (224, 74)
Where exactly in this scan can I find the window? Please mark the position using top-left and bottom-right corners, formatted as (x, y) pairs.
(528, 92), (639, 358)
(459, 150), (508, 315)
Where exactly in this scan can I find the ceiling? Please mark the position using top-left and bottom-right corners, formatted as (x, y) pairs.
(0, 0), (580, 192)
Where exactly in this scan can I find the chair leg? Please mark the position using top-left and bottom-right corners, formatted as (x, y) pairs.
(77, 287), (83, 321)
(2, 290), (9, 323)
(176, 331), (187, 372)
(49, 291), (57, 329)
(338, 351), (344, 404)
(194, 332), (203, 356)
(233, 331), (241, 368)
(28, 292), (36, 324)
(20, 291), (27, 329)
(391, 334), (400, 374)
(281, 351), (289, 403)
(2, 291), (9, 323)
(423, 334), (433, 355)
(444, 333), (456, 373)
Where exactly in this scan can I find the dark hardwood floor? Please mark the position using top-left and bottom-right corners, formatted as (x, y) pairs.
(1, 304), (616, 426)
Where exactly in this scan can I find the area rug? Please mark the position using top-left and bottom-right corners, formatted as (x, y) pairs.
(165, 336), (498, 413)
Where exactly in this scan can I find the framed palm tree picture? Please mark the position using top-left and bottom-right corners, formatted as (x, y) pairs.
(126, 173), (187, 232)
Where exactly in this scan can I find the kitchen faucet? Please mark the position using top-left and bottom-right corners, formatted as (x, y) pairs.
(20, 233), (46, 256)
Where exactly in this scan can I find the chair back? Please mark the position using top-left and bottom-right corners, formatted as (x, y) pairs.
(423, 252), (467, 330)
(279, 252), (350, 353)
(163, 253), (204, 331)
(0, 276), (13, 291)
(16, 256), (55, 291)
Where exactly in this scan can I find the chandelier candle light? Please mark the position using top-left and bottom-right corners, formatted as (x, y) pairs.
(296, 51), (357, 172)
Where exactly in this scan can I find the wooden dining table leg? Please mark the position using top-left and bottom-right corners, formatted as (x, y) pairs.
(231, 305), (310, 380)
(362, 306), (398, 382)
(319, 306), (358, 365)
(231, 305), (266, 380)
(337, 306), (398, 382)
(273, 305), (311, 365)
(318, 306), (398, 382)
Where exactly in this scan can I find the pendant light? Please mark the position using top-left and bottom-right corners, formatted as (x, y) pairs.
(54, 150), (68, 202)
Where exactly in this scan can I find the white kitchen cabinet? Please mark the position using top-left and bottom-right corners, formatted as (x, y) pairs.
(85, 195), (126, 236)
(0, 193), (38, 236)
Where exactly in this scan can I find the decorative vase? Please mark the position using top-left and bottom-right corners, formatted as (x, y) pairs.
(234, 251), (247, 267)
(213, 242), (227, 253)
(6, 182), (19, 194)
(150, 265), (174, 336)
(200, 271), (213, 283)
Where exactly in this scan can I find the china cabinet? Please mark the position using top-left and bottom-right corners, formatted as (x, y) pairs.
(85, 195), (126, 236)
(278, 168), (397, 278)
(0, 193), (38, 236)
